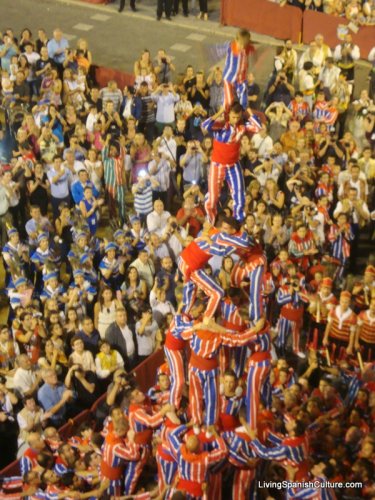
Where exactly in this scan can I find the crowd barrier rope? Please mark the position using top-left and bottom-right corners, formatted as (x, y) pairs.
(0, 348), (165, 477)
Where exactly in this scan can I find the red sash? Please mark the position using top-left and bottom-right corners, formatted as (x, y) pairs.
(212, 139), (240, 165)
(165, 330), (186, 350)
(190, 350), (218, 371)
(180, 241), (211, 277)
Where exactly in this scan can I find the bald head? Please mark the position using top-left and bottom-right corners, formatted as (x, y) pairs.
(186, 435), (200, 453)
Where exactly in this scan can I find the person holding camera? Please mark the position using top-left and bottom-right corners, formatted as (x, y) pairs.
(162, 216), (187, 262)
(180, 139), (206, 189)
(267, 70), (295, 107)
(176, 194), (205, 238)
(154, 49), (175, 84)
(148, 149), (172, 208)
(151, 83), (179, 135)
(64, 358), (97, 412)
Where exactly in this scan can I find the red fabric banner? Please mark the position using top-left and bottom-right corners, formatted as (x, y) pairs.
(221, 0), (303, 43)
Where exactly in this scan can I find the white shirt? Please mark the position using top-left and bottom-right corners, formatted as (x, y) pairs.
(120, 325), (135, 358)
(135, 320), (159, 356)
(251, 134), (273, 158)
(158, 136), (177, 162)
(333, 43), (360, 62)
(13, 368), (36, 396)
(333, 200), (370, 224)
(319, 65), (341, 90)
(147, 210), (171, 236)
(86, 112), (99, 133)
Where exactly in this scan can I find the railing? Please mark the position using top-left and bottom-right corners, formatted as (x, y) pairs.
(0, 348), (165, 477)
(221, 0), (375, 57)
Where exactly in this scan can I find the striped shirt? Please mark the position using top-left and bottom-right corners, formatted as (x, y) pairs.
(168, 425), (227, 487)
(202, 115), (261, 145)
(134, 180), (153, 215)
(357, 309), (375, 344)
(223, 428), (257, 468)
(223, 41), (251, 84)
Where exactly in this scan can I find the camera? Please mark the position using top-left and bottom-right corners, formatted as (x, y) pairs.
(161, 57), (167, 64)
(170, 222), (177, 230)
(191, 146), (197, 151)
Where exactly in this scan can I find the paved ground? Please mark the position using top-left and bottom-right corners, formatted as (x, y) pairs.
(2, 0), (371, 94)
(2, 0), (276, 87)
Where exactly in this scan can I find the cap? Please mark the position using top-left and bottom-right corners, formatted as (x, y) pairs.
(73, 269), (84, 278)
(37, 232), (49, 243)
(130, 215), (140, 224)
(43, 271), (58, 282)
(114, 229), (125, 240)
(105, 242), (117, 253)
(14, 277), (27, 288)
(364, 265), (375, 277)
(321, 277), (333, 289)
(75, 231), (88, 242)
(7, 227), (18, 237)
(340, 290), (351, 299)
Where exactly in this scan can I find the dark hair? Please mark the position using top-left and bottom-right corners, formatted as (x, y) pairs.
(98, 285), (114, 307)
(294, 419), (306, 436)
(218, 214), (242, 232)
(223, 368), (237, 378)
(230, 102), (243, 114)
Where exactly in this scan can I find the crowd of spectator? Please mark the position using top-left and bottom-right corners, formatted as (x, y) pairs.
(0, 20), (373, 500)
(272, 0), (374, 26)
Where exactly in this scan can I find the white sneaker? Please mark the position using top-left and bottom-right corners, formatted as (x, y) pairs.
(296, 351), (306, 359)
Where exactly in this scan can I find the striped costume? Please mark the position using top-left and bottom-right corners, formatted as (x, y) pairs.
(100, 430), (140, 496)
(326, 305), (357, 361)
(245, 325), (272, 430)
(218, 390), (244, 432)
(164, 314), (194, 408)
(20, 448), (38, 475)
(288, 230), (316, 271)
(251, 432), (310, 481)
(328, 224), (354, 280)
(185, 428), (227, 500)
(231, 244), (267, 323)
(102, 145), (126, 222)
(276, 285), (309, 355)
(178, 231), (251, 319)
(308, 291), (337, 349)
(288, 99), (310, 121)
(285, 477), (337, 499)
(220, 297), (248, 377)
(313, 101), (338, 131)
(223, 427), (258, 500)
(156, 419), (179, 496)
(201, 114), (261, 223)
(168, 424), (227, 500)
(127, 401), (164, 494)
(222, 40), (252, 109)
(182, 327), (258, 426)
(357, 309), (375, 362)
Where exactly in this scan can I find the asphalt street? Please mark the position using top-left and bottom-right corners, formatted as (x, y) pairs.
(0, 0), (370, 95)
